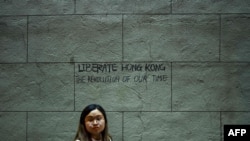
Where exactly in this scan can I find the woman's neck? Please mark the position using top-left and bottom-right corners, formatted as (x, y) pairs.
(91, 134), (102, 141)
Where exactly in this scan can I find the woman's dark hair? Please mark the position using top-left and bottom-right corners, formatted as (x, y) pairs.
(73, 104), (112, 141)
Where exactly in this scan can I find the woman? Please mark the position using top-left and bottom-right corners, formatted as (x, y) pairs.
(73, 104), (112, 141)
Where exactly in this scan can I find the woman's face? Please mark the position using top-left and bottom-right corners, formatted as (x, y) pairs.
(85, 109), (106, 137)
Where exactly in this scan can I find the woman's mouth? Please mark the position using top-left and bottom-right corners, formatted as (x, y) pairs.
(92, 126), (99, 129)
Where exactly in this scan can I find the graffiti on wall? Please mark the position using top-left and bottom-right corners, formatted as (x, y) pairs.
(75, 63), (168, 83)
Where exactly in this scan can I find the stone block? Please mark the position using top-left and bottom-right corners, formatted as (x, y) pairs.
(0, 112), (26, 141)
(28, 112), (79, 141)
(222, 112), (250, 125)
(221, 14), (250, 61)
(172, 0), (250, 13)
(28, 15), (122, 62)
(75, 62), (171, 111)
(123, 15), (219, 61)
(172, 63), (250, 111)
(107, 112), (123, 141)
(124, 112), (220, 141)
(0, 0), (74, 15)
(0, 16), (27, 63)
(0, 63), (74, 111)
(76, 0), (171, 14)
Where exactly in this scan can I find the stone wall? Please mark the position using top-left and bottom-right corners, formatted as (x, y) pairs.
(1, 0), (250, 141)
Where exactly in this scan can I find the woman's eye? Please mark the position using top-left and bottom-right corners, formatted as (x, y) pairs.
(86, 118), (94, 122)
(88, 119), (93, 122)
(86, 116), (103, 122)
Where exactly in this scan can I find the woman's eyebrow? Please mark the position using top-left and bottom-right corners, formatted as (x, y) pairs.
(86, 115), (103, 118)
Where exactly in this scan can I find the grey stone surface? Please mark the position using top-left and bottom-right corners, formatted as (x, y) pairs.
(172, 63), (250, 111)
(75, 63), (171, 111)
(123, 15), (219, 61)
(0, 16), (27, 63)
(106, 112), (123, 141)
(0, 0), (74, 15)
(222, 112), (250, 125)
(124, 112), (220, 141)
(0, 112), (26, 141)
(76, 0), (171, 14)
(28, 15), (122, 62)
(221, 14), (250, 61)
(172, 0), (250, 13)
(0, 1), (250, 141)
(28, 112), (79, 141)
(0, 63), (74, 111)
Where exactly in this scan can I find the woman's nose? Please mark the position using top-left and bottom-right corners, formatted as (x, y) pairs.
(93, 119), (98, 124)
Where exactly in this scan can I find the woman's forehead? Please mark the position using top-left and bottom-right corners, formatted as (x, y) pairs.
(86, 109), (103, 117)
